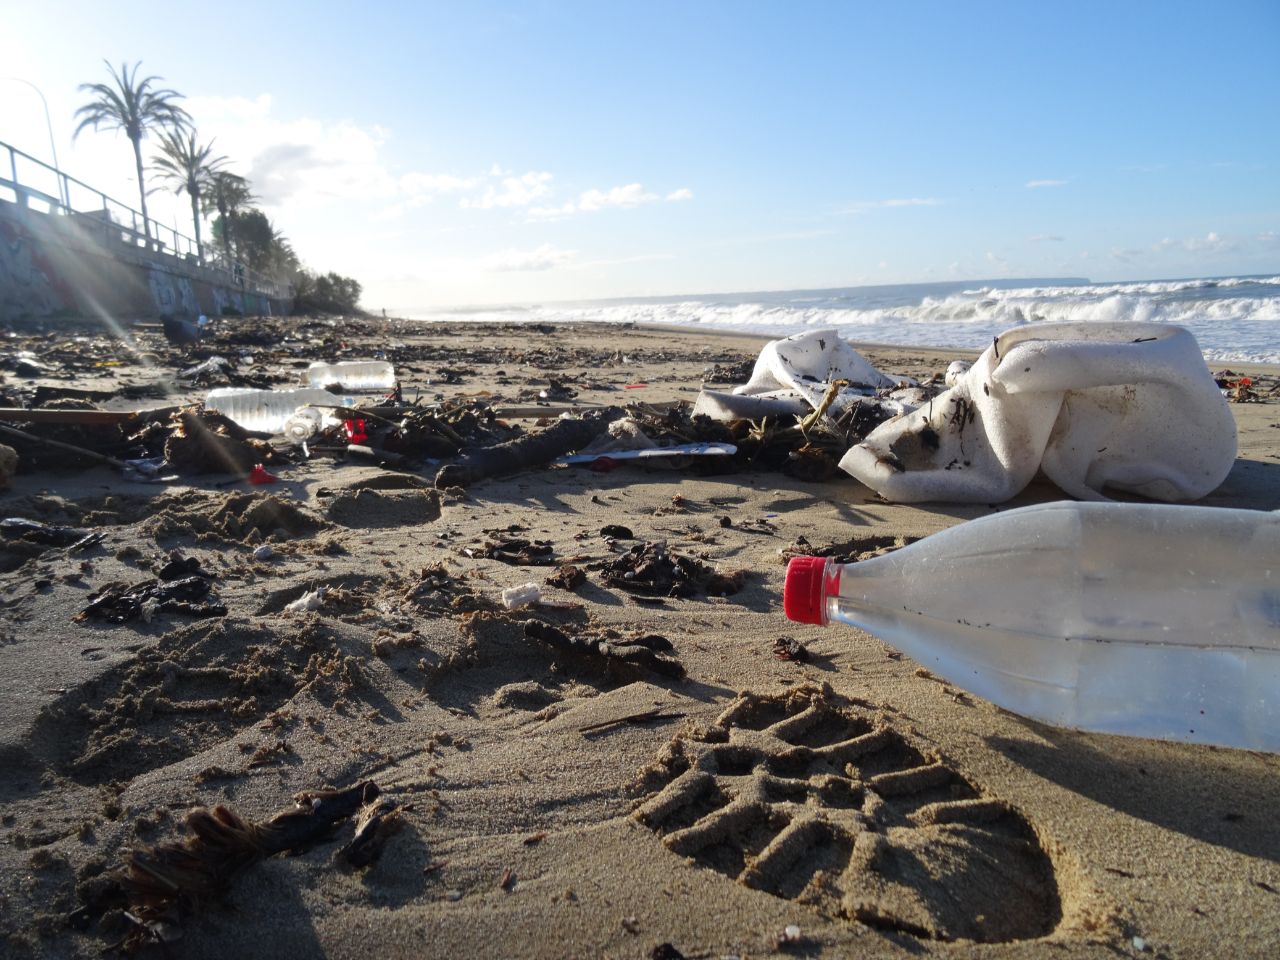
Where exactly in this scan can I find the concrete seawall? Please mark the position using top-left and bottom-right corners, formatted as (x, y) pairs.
(0, 198), (291, 323)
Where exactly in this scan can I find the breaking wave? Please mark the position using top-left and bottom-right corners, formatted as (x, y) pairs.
(407, 275), (1280, 364)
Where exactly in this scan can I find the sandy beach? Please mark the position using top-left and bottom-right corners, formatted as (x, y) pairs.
(1, 317), (1277, 959)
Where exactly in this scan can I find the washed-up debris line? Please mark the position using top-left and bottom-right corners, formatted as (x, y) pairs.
(435, 407), (624, 488)
(620, 403), (896, 482)
(463, 525), (558, 566)
(600, 541), (745, 598)
(524, 618), (685, 680)
(0, 517), (102, 549)
(93, 781), (390, 950)
(777, 533), (922, 565)
(78, 552), (225, 624)
(1214, 370), (1278, 403)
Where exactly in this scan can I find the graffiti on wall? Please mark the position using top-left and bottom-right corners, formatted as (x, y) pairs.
(0, 218), (73, 320)
(146, 267), (199, 316)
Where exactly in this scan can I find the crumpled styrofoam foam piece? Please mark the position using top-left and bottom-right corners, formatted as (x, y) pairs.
(693, 329), (899, 421)
(501, 582), (543, 610)
(736, 328), (897, 401)
(840, 322), (1237, 503)
(284, 587), (327, 615)
(945, 360), (972, 386)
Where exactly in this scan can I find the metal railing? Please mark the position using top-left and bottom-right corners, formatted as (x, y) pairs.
(0, 138), (289, 300)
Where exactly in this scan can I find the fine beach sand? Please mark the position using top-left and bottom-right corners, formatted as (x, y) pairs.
(0, 319), (1277, 959)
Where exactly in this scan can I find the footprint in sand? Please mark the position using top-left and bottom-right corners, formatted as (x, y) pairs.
(633, 684), (1061, 943)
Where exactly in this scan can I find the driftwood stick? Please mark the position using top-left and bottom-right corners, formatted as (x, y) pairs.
(0, 407), (176, 425)
(0, 423), (130, 469)
(434, 407), (626, 488)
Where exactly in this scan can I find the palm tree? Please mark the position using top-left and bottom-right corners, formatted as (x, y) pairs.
(149, 130), (228, 261)
(73, 60), (190, 244)
(202, 171), (256, 266)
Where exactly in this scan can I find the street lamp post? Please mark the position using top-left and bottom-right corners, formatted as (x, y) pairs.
(3, 76), (68, 210)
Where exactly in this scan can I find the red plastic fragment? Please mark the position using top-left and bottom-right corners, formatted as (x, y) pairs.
(343, 419), (369, 444)
(248, 464), (279, 485)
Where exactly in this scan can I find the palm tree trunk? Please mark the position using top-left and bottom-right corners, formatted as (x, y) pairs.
(217, 199), (231, 265)
(131, 134), (151, 244)
(190, 191), (203, 262)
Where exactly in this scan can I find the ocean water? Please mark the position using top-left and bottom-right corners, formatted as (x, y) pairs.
(406, 274), (1280, 364)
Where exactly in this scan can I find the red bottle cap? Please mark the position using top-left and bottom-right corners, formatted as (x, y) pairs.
(784, 556), (828, 625)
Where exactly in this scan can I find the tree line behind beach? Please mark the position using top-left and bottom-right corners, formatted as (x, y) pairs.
(73, 60), (362, 314)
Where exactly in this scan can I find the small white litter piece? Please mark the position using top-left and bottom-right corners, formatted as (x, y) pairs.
(285, 587), (327, 615)
(557, 442), (736, 465)
(501, 582), (543, 610)
(253, 544), (275, 561)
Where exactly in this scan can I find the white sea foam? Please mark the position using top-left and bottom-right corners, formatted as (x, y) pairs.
(405, 275), (1280, 364)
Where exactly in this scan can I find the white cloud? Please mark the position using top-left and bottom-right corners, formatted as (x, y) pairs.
(1153, 231), (1236, 254)
(1025, 179), (1067, 188)
(528, 182), (683, 220)
(985, 251), (1008, 269)
(1259, 231), (1280, 248)
(484, 243), (576, 272)
(462, 171), (554, 209)
(1029, 234), (1065, 242)
(579, 183), (659, 211)
(179, 95), (398, 207)
(526, 201), (579, 222)
(842, 197), (943, 214)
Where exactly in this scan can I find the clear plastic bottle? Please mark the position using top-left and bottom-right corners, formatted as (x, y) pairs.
(205, 388), (354, 434)
(303, 360), (395, 390)
(784, 501), (1279, 752)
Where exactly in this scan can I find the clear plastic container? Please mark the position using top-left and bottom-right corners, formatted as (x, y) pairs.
(784, 501), (1280, 752)
(303, 360), (395, 390)
(205, 388), (355, 434)
(281, 407), (326, 444)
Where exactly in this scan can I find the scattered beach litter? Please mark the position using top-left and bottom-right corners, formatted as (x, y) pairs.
(784, 501), (1280, 752)
(558, 441), (736, 465)
(284, 586), (327, 615)
(104, 781), (388, 949)
(78, 557), (224, 624)
(205, 387), (359, 435)
(500, 581), (543, 610)
(3, 316), (1243, 503)
(841, 322), (1238, 503)
(600, 541), (746, 599)
(1, 516), (98, 547)
(693, 327), (898, 421)
(176, 356), (233, 383)
(0, 313), (1273, 958)
(303, 359), (396, 390)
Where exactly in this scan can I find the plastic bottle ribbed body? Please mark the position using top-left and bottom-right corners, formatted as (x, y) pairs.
(818, 501), (1280, 751)
(304, 361), (395, 390)
(206, 388), (355, 434)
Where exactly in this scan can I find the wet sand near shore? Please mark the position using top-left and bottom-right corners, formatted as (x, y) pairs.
(0, 316), (1277, 959)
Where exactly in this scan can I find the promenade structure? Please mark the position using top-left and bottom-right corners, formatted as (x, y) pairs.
(1, 138), (291, 323)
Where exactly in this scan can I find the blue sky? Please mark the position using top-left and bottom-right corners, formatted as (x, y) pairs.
(2, 0), (1277, 310)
